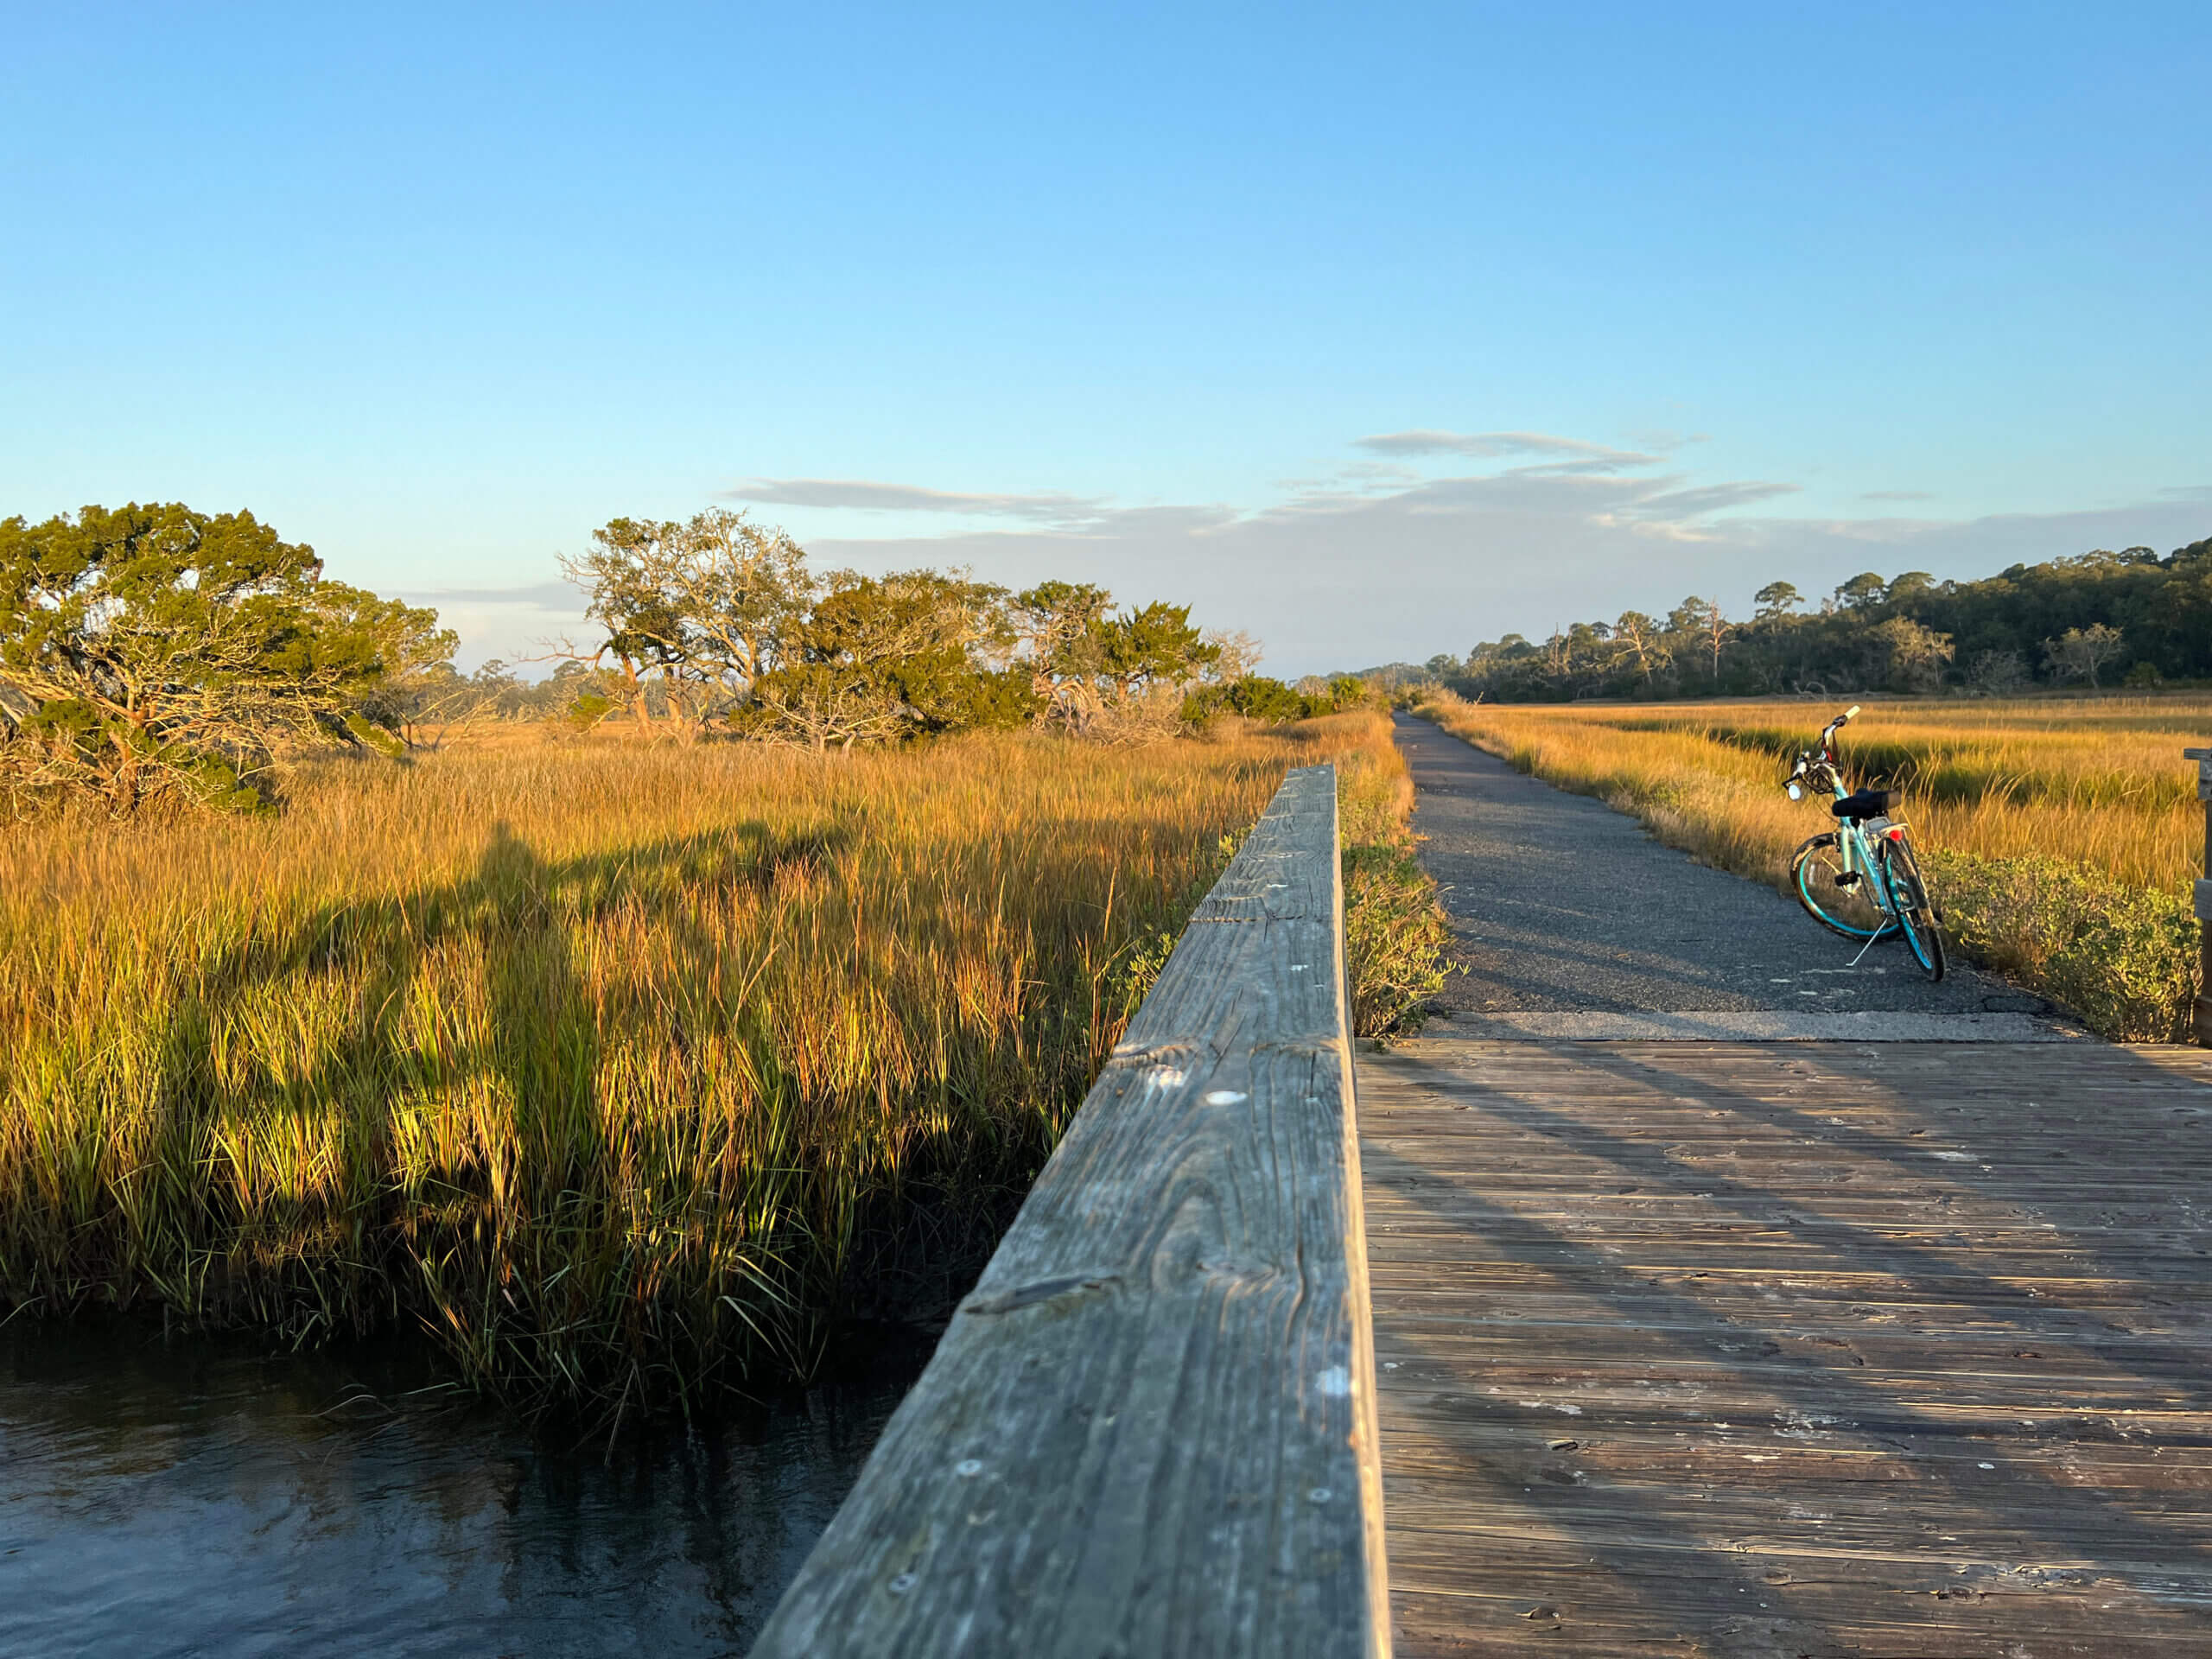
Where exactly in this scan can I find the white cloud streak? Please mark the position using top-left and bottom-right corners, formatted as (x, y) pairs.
(720, 476), (1107, 525)
(1354, 429), (1660, 470)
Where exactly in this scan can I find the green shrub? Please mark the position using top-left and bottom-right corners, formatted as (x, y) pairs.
(1343, 841), (1450, 1038)
(565, 691), (617, 730)
(1324, 675), (1369, 710)
(1924, 850), (2198, 1041)
(1182, 675), (1319, 725)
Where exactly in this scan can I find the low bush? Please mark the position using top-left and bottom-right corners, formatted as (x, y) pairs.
(1923, 852), (2197, 1042)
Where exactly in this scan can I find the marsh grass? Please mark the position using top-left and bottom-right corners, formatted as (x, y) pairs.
(0, 711), (1427, 1422)
(1414, 691), (2208, 1041)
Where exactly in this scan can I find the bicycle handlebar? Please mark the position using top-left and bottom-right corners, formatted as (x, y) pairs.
(1790, 706), (1865, 795)
(1816, 705), (1862, 747)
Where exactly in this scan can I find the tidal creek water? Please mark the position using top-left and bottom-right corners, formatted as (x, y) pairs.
(0, 1319), (928, 1657)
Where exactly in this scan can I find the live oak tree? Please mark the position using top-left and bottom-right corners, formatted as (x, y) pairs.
(1009, 583), (1220, 740)
(2042, 623), (2126, 689)
(741, 569), (1034, 750)
(1009, 581), (1115, 729)
(1874, 615), (1956, 693)
(557, 508), (810, 730)
(0, 503), (451, 812)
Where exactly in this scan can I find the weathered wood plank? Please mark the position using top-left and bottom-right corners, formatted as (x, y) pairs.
(751, 764), (1388, 1658)
(1363, 1037), (2212, 1654)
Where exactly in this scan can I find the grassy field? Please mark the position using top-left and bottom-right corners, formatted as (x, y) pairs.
(0, 710), (1436, 1424)
(1413, 690), (2205, 1041)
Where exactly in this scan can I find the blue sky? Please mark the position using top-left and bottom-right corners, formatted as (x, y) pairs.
(5, 3), (2208, 674)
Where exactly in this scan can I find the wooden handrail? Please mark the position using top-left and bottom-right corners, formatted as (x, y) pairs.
(749, 763), (1389, 1657)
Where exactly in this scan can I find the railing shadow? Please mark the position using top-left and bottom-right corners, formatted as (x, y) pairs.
(1362, 1042), (2212, 1648)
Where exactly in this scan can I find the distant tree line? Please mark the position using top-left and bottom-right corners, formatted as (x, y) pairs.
(1428, 534), (2212, 702)
(1, 501), (1319, 815)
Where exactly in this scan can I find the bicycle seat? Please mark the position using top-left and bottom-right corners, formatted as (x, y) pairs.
(1831, 788), (1902, 821)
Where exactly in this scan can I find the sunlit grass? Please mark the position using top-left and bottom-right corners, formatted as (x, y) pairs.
(1414, 692), (2205, 1040)
(0, 712), (1412, 1421)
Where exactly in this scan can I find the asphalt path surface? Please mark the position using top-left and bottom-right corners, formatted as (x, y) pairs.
(1393, 712), (2078, 1039)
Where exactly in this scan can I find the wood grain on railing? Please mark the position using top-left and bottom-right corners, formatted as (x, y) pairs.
(749, 762), (1388, 1657)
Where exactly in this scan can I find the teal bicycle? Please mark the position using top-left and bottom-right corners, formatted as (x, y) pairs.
(1784, 705), (1947, 981)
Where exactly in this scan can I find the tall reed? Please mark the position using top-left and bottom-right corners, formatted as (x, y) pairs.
(0, 713), (1414, 1421)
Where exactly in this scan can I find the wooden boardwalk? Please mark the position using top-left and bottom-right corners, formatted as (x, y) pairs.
(1362, 1037), (2212, 1656)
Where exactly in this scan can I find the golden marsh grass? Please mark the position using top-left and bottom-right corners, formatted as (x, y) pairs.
(1, 712), (1411, 1420)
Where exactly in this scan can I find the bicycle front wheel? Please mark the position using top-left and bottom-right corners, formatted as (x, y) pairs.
(1790, 832), (1895, 940)
(1878, 836), (1946, 981)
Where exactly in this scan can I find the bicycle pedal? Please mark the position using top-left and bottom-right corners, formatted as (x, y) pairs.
(1834, 873), (1861, 890)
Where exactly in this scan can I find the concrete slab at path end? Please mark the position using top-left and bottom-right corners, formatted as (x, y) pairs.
(1389, 710), (2077, 1040)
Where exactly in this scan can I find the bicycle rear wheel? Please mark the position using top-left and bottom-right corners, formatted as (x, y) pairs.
(1790, 833), (1895, 940)
(1878, 836), (1946, 980)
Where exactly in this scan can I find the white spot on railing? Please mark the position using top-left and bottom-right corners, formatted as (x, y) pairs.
(889, 1573), (917, 1596)
(1205, 1090), (1247, 1106)
(1308, 1487), (1332, 1504)
(1317, 1365), (1351, 1397)
(955, 1459), (983, 1478)
(1289, 963), (1310, 973)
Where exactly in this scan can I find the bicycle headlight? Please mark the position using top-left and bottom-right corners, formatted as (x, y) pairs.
(1786, 782), (1803, 801)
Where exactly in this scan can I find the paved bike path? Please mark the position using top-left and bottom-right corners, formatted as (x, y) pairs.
(1390, 711), (2075, 1039)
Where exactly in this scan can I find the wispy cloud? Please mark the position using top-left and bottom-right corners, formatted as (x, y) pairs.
(1860, 489), (1936, 503)
(721, 476), (1107, 525)
(405, 580), (578, 607)
(1613, 480), (1802, 521)
(1353, 429), (1660, 470)
(397, 580), (589, 671)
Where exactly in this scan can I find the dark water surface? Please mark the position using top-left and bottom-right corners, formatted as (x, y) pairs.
(0, 1319), (930, 1658)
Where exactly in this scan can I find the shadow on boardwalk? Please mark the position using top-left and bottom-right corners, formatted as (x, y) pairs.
(1361, 1037), (2212, 1657)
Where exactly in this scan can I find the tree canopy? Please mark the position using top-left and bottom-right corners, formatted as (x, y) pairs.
(559, 518), (1240, 747)
(0, 503), (451, 811)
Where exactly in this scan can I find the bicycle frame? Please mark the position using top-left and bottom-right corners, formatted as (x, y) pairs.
(1789, 704), (1913, 929)
(1829, 791), (1910, 938)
